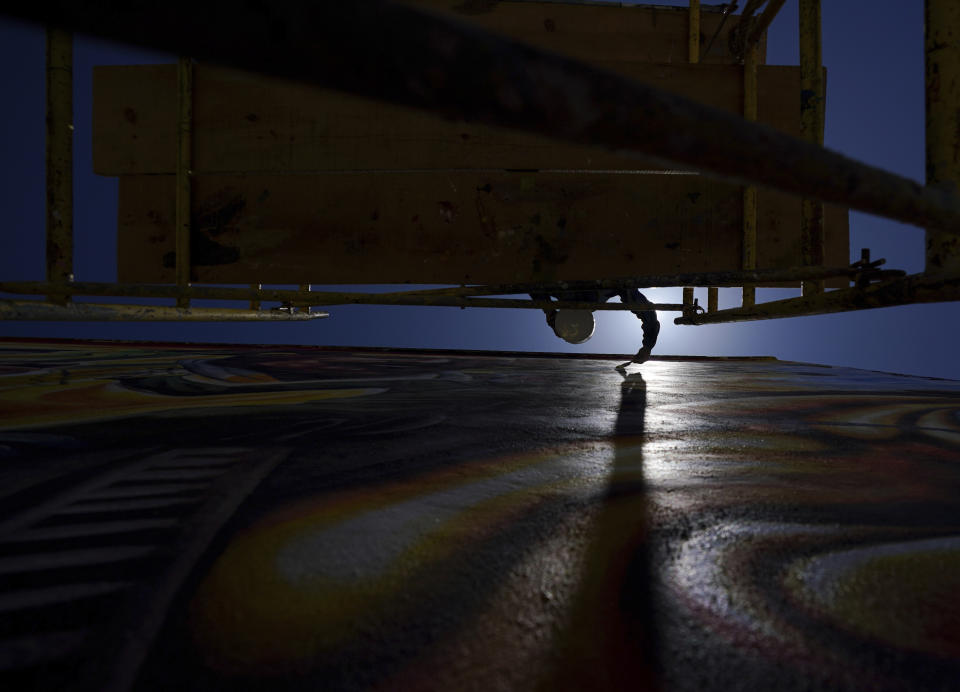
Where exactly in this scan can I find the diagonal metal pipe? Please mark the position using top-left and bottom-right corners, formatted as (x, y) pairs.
(7, 1), (960, 232)
(674, 271), (960, 324)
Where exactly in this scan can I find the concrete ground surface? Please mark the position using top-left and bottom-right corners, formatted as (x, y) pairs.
(0, 338), (958, 691)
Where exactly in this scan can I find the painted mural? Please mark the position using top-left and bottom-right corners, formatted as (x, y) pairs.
(0, 338), (959, 691)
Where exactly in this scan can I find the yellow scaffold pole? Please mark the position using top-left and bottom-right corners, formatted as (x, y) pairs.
(800, 0), (825, 295)
(926, 0), (960, 273)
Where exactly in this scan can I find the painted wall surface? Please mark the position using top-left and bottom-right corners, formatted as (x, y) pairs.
(0, 339), (959, 690)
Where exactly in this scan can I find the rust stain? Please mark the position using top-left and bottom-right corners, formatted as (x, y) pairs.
(162, 188), (246, 269)
(163, 233), (239, 269)
(438, 201), (456, 223)
(534, 234), (569, 267)
(476, 197), (496, 239)
(194, 189), (246, 237)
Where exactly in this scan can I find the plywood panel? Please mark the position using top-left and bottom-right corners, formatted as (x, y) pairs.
(117, 172), (847, 286)
(119, 173), (742, 284)
(97, 1), (847, 287)
(93, 2), (758, 177)
(757, 189), (849, 285)
(93, 63), (802, 176)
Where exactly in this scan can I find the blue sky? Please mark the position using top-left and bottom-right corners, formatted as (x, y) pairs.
(0, 1), (955, 379)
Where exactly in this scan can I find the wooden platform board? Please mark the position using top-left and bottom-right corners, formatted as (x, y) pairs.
(93, 1), (848, 287)
(117, 172), (847, 285)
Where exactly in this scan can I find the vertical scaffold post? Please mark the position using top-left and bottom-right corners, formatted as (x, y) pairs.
(688, 0), (703, 311)
(925, 0), (960, 273)
(175, 57), (193, 308)
(299, 284), (312, 314)
(691, 0), (717, 310)
(688, 0), (700, 64)
(800, 0), (825, 295)
(742, 41), (759, 308)
(707, 287), (719, 312)
(46, 27), (73, 304)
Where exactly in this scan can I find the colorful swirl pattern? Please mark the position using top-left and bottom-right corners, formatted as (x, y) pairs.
(0, 341), (958, 691)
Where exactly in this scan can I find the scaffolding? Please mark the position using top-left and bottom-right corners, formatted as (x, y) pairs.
(1, 1), (958, 326)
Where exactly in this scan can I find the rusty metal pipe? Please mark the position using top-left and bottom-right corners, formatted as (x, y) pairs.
(925, 0), (960, 272)
(11, 1), (960, 232)
(689, 0), (700, 64)
(459, 298), (687, 311)
(45, 27), (72, 303)
(744, 0), (786, 53)
(800, 0), (825, 295)
(389, 265), (882, 298)
(742, 41), (759, 307)
(0, 281), (686, 311)
(0, 300), (327, 321)
(0, 264), (893, 302)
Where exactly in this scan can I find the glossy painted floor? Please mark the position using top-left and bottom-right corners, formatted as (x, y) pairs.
(0, 339), (958, 691)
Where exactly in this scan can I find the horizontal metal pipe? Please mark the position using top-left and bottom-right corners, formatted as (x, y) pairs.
(742, 40), (759, 309)
(0, 266), (905, 304)
(9, 1), (960, 230)
(0, 300), (327, 321)
(0, 282), (684, 311)
(457, 298), (686, 311)
(389, 266), (899, 297)
(673, 271), (960, 325)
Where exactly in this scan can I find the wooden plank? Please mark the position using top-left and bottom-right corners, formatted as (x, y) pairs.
(94, 63), (800, 176)
(98, 2), (846, 287)
(117, 172), (847, 286)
